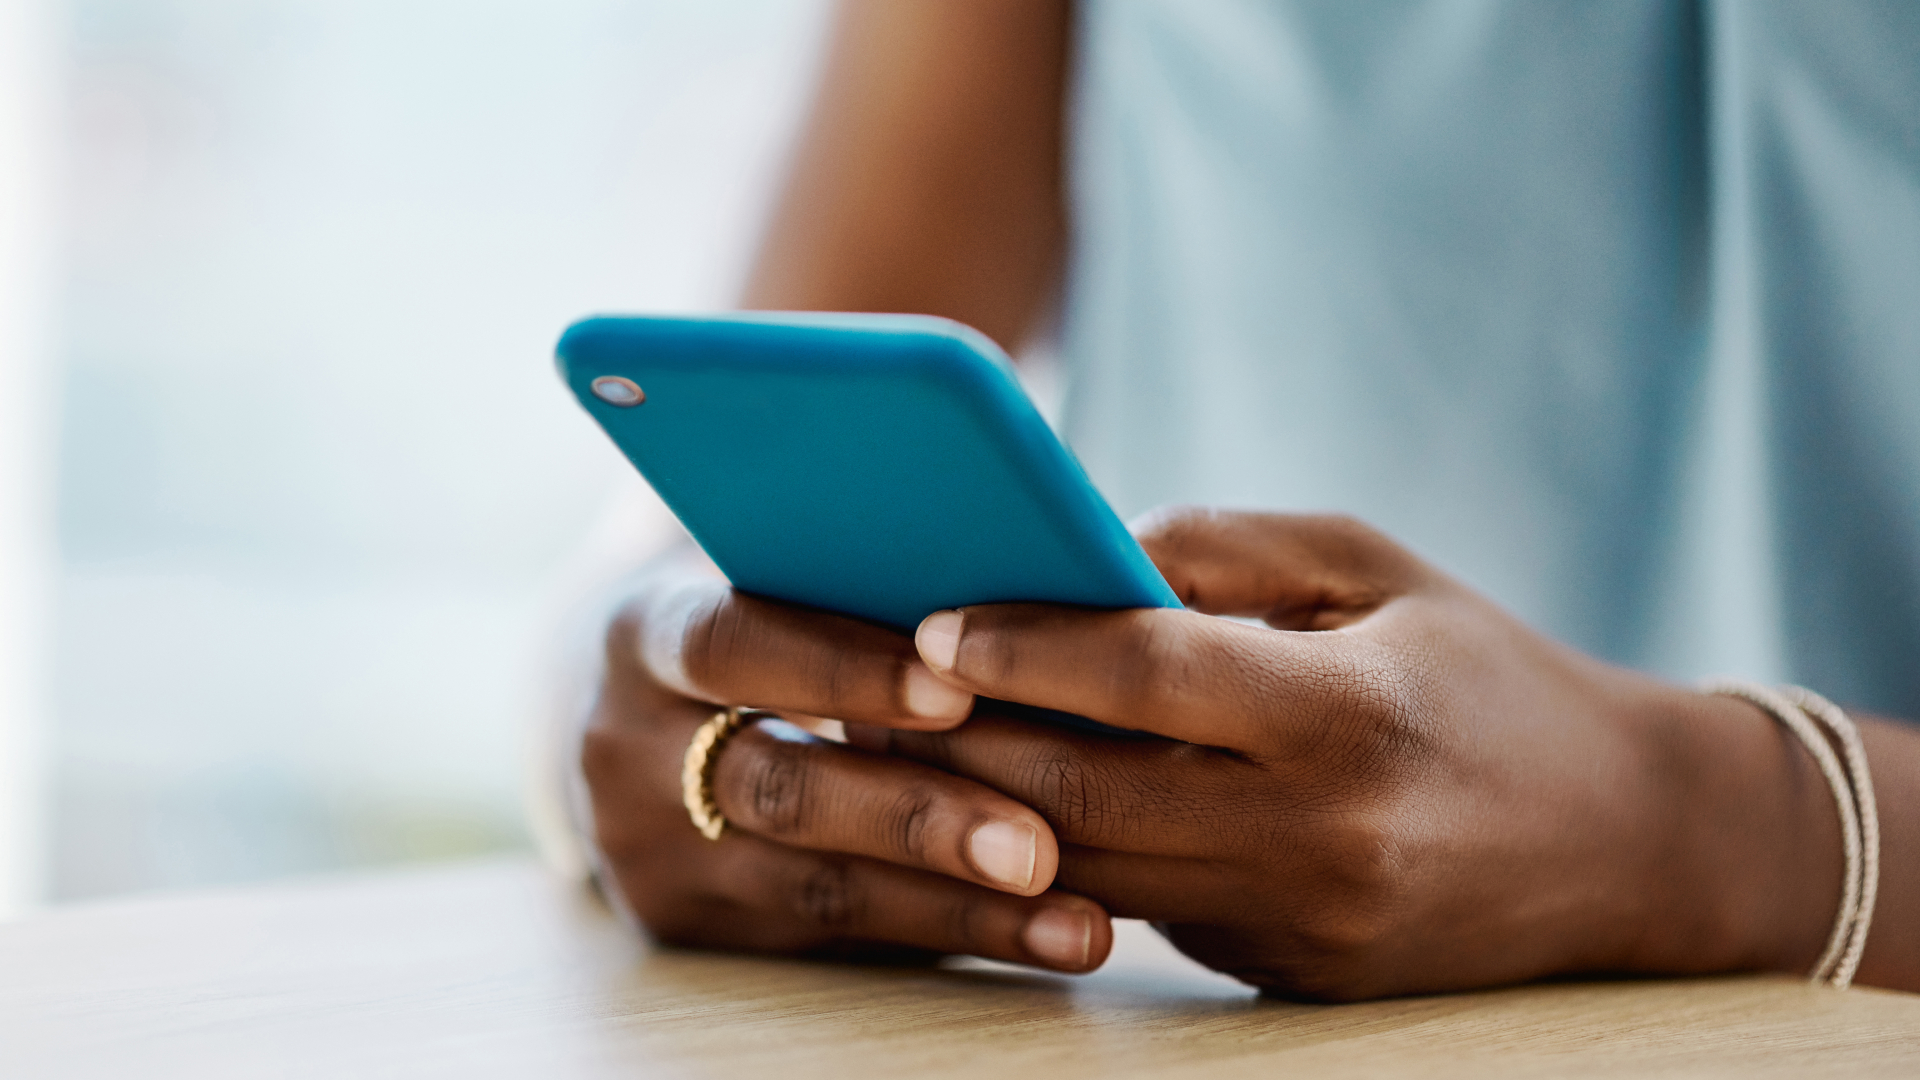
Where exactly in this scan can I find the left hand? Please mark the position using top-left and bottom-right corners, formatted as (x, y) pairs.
(864, 508), (1848, 1000)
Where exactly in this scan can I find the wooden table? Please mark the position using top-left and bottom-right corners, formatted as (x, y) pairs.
(4, 859), (1917, 1078)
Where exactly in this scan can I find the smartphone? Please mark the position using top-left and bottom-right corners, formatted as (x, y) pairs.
(556, 312), (1181, 731)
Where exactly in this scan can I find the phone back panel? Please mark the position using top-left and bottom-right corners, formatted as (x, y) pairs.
(556, 313), (1180, 633)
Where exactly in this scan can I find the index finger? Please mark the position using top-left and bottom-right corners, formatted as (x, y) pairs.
(629, 565), (975, 730)
(885, 712), (1240, 856)
(912, 603), (1388, 750)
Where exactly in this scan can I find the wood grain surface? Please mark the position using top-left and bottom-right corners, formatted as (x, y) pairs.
(3, 858), (1917, 1078)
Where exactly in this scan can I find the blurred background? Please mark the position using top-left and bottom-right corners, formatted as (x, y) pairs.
(1, 0), (830, 908)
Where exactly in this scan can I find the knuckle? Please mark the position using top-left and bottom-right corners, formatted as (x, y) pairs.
(1111, 614), (1213, 720)
(1305, 513), (1428, 587)
(808, 641), (868, 712)
(736, 737), (814, 836)
(1281, 647), (1434, 774)
(1268, 816), (1411, 991)
(1017, 743), (1190, 848)
(1298, 817), (1408, 948)
(1348, 660), (1436, 765)
(1022, 748), (1111, 838)
(880, 786), (939, 864)
(1176, 814), (1412, 1003)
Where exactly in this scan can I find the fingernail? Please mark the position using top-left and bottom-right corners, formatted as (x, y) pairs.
(1023, 907), (1092, 969)
(969, 821), (1037, 891)
(903, 661), (971, 721)
(916, 610), (964, 672)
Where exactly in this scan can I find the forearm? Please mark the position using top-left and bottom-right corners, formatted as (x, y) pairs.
(1853, 716), (1920, 991)
(1646, 691), (1920, 992)
(740, 0), (1069, 352)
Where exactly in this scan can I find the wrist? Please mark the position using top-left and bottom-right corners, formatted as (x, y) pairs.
(1619, 685), (1843, 976)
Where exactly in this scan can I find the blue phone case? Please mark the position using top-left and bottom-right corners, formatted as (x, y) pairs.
(556, 312), (1182, 731)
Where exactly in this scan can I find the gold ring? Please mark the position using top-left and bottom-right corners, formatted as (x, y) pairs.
(682, 706), (764, 840)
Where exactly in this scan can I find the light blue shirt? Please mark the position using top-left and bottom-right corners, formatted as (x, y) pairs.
(1061, 0), (1920, 716)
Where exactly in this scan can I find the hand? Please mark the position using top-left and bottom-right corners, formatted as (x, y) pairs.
(578, 546), (1114, 971)
(875, 508), (1851, 1000)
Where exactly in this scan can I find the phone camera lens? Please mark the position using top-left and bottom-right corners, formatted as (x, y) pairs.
(591, 376), (645, 406)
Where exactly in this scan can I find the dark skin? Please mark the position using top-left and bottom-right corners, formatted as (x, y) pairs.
(579, 0), (1920, 997)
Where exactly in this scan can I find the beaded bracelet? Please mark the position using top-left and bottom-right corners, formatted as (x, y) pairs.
(1703, 680), (1880, 989)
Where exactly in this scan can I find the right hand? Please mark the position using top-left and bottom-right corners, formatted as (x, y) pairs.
(578, 546), (1114, 971)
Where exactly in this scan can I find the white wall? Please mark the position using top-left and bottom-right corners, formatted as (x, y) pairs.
(50, 0), (829, 899)
(0, 0), (55, 915)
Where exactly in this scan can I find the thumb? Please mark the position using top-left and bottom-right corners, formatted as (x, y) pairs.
(1129, 507), (1433, 631)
